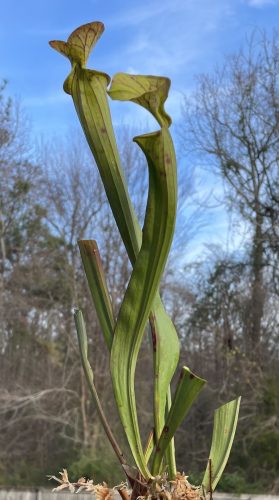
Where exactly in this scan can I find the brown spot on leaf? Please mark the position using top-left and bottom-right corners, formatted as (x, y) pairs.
(165, 154), (171, 165)
(149, 315), (157, 351)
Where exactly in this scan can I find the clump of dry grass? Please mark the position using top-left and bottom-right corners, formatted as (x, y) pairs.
(48, 469), (204, 500)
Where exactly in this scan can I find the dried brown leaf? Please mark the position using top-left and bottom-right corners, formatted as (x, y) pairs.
(95, 482), (114, 500)
(60, 468), (70, 483)
(52, 483), (70, 492)
(47, 475), (62, 484)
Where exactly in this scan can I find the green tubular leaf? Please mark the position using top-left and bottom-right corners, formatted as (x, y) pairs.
(108, 70), (179, 446)
(202, 397), (241, 493)
(73, 309), (126, 467)
(50, 24), (141, 263)
(108, 73), (172, 127)
(66, 65), (142, 262)
(152, 367), (206, 475)
(78, 240), (114, 350)
(111, 128), (177, 480)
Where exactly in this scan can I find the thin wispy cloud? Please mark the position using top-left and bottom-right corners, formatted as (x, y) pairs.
(247, 0), (279, 6)
(106, 1), (171, 28)
(24, 92), (68, 108)
(106, 0), (234, 83)
(1, 0), (277, 137)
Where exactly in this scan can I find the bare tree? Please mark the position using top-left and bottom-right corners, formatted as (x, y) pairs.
(181, 29), (279, 353)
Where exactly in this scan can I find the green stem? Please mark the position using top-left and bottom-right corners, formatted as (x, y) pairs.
(74, 309), (126, 466)
(164, 386), (176, 479)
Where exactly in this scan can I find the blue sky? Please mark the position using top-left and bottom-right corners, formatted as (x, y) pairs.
(1, 0), (278, 136)
(1, 0), (278, 259)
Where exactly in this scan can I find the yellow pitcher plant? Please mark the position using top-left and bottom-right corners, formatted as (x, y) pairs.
(50, 21), (241, 496)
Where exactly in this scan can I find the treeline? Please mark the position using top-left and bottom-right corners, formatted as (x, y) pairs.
(0, 29), (278, 494)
